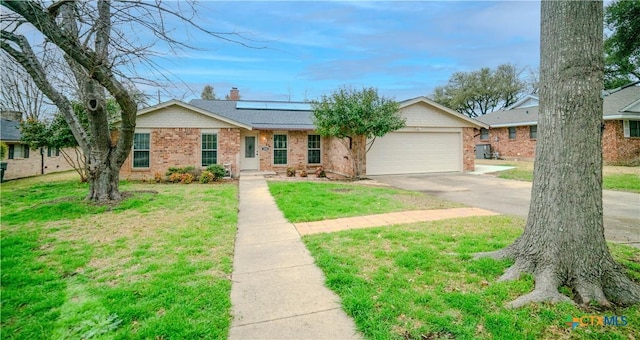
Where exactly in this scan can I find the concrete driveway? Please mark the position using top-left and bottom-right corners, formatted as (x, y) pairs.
(372, 173), (640, 248)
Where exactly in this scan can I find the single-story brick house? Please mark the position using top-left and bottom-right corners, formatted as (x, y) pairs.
(119, 90), (488, 179)
(475, 82), (640, 163)
(1, 111), (79, 181)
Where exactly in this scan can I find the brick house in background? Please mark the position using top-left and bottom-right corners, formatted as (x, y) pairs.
(0, 110), (79, 181)
(119, 88), (488, 180)
(475, 82), (640, 163)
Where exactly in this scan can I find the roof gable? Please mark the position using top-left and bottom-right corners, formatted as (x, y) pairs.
(400, 97), (488, 128)
(506, 95), (539, 109)
(135, 100), (251, 129)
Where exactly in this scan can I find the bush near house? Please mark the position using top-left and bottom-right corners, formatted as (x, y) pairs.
(206, 164), (226, 181)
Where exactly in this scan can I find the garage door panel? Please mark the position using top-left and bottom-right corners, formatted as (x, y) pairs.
(367, 132), (461, 175)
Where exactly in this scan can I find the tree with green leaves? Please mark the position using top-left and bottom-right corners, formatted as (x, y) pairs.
(201, 85), (217, 100)
(20, 100), (120, 182)
(604, 0), (640, 89)
(476, 0), (640, 308)
(312, 87), (404, 178)
(432, 64), (527, 117)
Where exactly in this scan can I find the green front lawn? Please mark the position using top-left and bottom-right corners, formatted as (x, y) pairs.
(486, 160), (640, 193)
(304, 216), (640, 339)
(267, 180), (461, 223)
(1, 176), (237, 339)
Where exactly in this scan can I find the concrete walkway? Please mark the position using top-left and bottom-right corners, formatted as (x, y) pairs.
(229, 173), (362, 339)
(294, 207), (499, 235)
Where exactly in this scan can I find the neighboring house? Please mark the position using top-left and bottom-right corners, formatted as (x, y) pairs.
(0, 111), (78, 181)
(119, 89), (488, 179)
(475, 82), (640, 163)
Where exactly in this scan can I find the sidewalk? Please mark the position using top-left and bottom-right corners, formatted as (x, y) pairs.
(228, 173), (362, 339)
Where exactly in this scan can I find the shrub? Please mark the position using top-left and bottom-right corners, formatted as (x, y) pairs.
(180, 173), (194, 184)
(206, 164), (226, 180)
(299, 169), (308, 177)
(199, 171), (214, 184)
(286, 167), (296, 177)
(168, 172), (182, 183)
(166, 166), (196, 176)
(0, 142), (8, 160)
(153, 172), (163, 183)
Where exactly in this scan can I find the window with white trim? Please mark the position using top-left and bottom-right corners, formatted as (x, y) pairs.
(508, 127), (516, 139)
(202, 133), (217, 166)
(307, 135), (321, 164)
(47, 147), (60, 157)
(8, 144), (29, 159)
(624, 120), (640, 138)
(273, 134), (287, 165)
(133, 133), (150, 168)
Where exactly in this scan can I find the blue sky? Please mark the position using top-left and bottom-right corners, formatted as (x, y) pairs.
(147, 1), (541, 103)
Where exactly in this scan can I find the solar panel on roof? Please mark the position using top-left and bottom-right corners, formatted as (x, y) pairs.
(236, 101), (268, 110)
(236, 101), (312, 111)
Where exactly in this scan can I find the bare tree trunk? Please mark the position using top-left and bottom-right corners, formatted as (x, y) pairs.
(476, 0), (640, 308)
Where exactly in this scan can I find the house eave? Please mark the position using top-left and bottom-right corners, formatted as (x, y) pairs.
(488, 121), (539, 128)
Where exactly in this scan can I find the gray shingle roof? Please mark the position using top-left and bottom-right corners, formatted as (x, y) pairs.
(188, 99), (316, 130)
(0, 118), (21, 142)
(477, 84), (640, 127)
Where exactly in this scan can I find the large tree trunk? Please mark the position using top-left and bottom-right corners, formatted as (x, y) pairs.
(352, 134), (367, 178)
(476, 0), (640, 308)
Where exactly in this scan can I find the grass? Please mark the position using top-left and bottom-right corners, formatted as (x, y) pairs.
(267, 180), (461, 223)
(477, 160), (640, 193)
(303, 216), (640, 339)
(1, 173), (237, 339)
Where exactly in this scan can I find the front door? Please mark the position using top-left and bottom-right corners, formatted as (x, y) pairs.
(241, 134), (258, 170)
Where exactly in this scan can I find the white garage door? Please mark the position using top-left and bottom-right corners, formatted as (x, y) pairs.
(367, 131), (462, 175)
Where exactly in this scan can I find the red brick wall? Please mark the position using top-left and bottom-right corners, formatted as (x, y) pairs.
(219, 128), (240, 176)
(474, 121), (640, 163)
(474, 126), (537, 161)
(258, 130), (272, 171)
(323, 136), (354, 177)
(603, 120), (640, 163)
(463, 128), (476, 171)
(120, 128), (241, 180)
(256, 131), (353, 175)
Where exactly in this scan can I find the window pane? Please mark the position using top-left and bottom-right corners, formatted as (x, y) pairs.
(274, 135), (287, 149)
(308, 135), (320, 149)
(508, 127), (516, 139)
(202, 150), (217, 166)
(23, 145), (29, 158)
(245, 136), (255, 158)
(308, 135), (321, 164)
(133, 151), (149, 168)
(631, 121), (640, 137)
(134, 133), (150, 149)
(530, 125), (537, 139)
(308, 150), (321, 164)
(274, 150), (287, 165)
(202, 134), (217, 150)
(480, 128), (489, 140)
